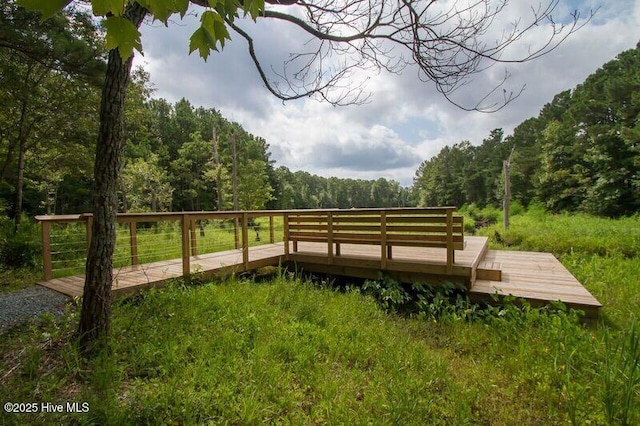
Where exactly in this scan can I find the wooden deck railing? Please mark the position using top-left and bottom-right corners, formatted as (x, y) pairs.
(284, 207), (463, 273)
(35, 207), (463, 280)
(35, 211), (284, 281)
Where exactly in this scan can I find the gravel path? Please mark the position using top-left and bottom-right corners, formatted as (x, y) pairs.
(0, 286), (71, 332)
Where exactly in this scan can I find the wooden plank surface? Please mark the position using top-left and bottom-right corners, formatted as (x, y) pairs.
(471, 250), (601, 316)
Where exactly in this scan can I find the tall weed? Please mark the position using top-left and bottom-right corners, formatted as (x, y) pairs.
(599, 321), (640, 425)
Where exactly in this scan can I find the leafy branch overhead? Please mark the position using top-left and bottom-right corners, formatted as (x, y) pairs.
(18, 0), (264, 61)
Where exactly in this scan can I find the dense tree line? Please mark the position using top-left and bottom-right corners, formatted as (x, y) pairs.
(271, 167), (412, 210)
(414, 45), (640, 217)
(120, 72), (277, 213)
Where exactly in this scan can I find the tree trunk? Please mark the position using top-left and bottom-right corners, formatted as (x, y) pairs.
(77, 3), (147, 355)
(13, 137), (25, 228)
(12, 68), (33, 229)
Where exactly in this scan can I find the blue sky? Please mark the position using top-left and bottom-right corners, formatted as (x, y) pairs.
(133, 0), (639, 186)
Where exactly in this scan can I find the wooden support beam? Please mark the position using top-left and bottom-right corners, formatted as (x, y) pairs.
(129, 221), (138, 266)
(269, 215), (274, 243)
(41, 221), (52, 281)
(380, 211), (387, 268)
(242, 212), (249, 269)
(446, 210), (453, 273)
(181, 215), (190, 278)
(283, 214), (290, 259)
(327, 211), (334, 265)
(234, 217), (240, 250)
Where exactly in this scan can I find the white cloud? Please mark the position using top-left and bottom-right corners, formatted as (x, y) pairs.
(135, 1), (640, 186)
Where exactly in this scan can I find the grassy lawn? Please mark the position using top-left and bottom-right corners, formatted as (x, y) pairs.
(0, 209), (638, 424)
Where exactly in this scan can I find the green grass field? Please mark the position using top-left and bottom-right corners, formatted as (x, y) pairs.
(0, 209), (638, 424)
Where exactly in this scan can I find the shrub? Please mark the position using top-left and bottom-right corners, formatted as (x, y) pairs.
(509, 200), (525, 216)
(0, 216), (41, 269)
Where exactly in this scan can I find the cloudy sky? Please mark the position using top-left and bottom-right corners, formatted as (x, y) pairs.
(133, 0), (639, 186)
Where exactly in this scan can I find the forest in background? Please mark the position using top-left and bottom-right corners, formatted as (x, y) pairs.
(414, 45), (640, 217)
(1, 3), (638, 223)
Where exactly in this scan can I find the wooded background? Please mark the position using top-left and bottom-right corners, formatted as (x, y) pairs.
(1, 4), (638, 221)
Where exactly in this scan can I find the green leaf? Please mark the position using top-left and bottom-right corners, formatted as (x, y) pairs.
(142, 0), (191, 25)
(174, 0), (190, 18)
(189, 27), (216, 61)
(242, 0), (264, 20)
(213, 18), (230, 49)
(148, 0), (173, 23)
(216, 0), (240, 21)
(16, 0), (72, 20)
(103, 16), (143, 60)
(91, 0), (126, 17)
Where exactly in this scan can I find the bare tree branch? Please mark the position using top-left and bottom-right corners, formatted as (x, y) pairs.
(191, 0), (595, 111)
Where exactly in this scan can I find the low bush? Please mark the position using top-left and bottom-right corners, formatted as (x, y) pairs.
(0, 216), (41, 269)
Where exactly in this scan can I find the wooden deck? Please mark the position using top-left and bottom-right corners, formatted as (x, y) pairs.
(471, 250), (602, 318)
(38, 236), (602, 318)
(39, 243), (285, 299)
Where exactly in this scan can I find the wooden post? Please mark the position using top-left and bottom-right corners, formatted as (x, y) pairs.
(446, 209), (454, 273)
(283, 213), (290, 259)
(234, 217), (240, 250)
(41, 221), (52, 281)
(242, 212), (249, 270)
(269, 215), (274, 243)
(129, 221), (138, 266)
(181, 215), (191, 278)
(380, 211), (387, 268)
(190, 219), (198, 256)
(327, 212), (333, 264)
(292, 214), (298, 252)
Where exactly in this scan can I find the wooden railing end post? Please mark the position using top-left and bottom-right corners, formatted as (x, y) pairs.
(181, 214), (191, 278)
(242, 212), (249, 269)
(129, 220), (138, 266)
(41, 221), (52, 281)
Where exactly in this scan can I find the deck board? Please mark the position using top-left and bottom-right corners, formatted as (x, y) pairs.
(471, 250), (601, 316)
(37, 238), (601, 318)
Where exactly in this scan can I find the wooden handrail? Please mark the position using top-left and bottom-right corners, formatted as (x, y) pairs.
(35, 209), (289, 281)
(284, 208), (463, 274)
(34, 207), (461, 281)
